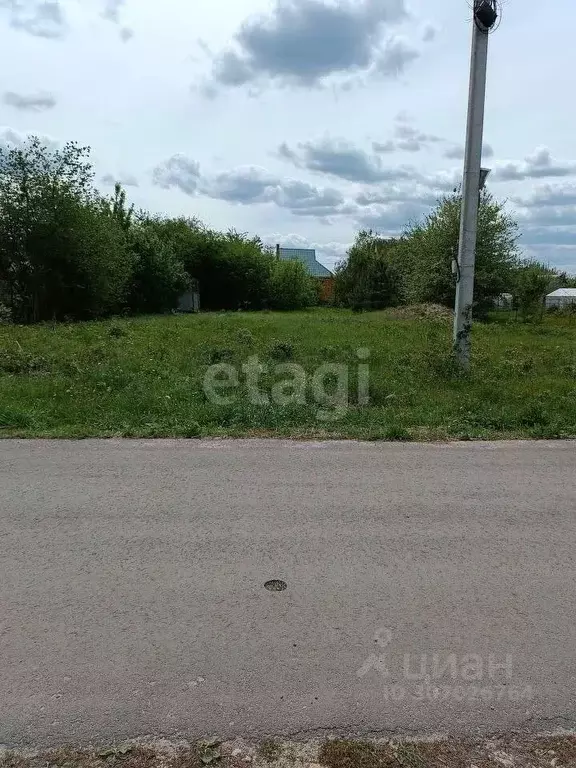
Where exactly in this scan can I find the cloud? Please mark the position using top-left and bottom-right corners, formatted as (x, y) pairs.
(391, 117), (443, 152)
(207, 0), (417, 91)
(422, 24), (436, 42)
(505, 181), (576, 268)
(355, 200), (432, 232)
(374, 37), (419, 77)
(492, 147), (576, 182)
(279, 133), (463, 189)
(152, 155), (201, 195)
(443, 142), (494, 160)
(153, 155), (349, 218)
(355, 185), (439, 207)
(0, 126), (25, 152)
(201, 165), (347, 217)
(521, 244), (576, 275)
(101, 0), (133, 40)
(0, 125), (59, 153)
(119, 26), (133, 42)
(372, 114), (446, 154)
(372, 140), (396, 153)
(1, 0), (132, 39)
(102, 0), (122, 23)
(1, 0), (66, 38)
(101, 172), (139, 188)
(353, 179), (447, 232)
(278, 137), (423, 183)
(521, 226), (576, 248)
(3, 90), (56, 111)
(511, 184), (576, 209)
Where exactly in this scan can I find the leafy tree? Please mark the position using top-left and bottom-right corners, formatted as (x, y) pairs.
(514, 261), (555, 322)
(268, 258), (318, 310)
(147, 218), (274, 310)
(106, 182), (134, 232)
(0, 137), (131, 321)
(397, 189), (520, 317)
(127, 221), (189, 314)
(335, 231), (401, 311)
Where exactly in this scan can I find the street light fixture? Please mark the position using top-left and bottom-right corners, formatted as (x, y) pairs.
(479, 167), (491, 190)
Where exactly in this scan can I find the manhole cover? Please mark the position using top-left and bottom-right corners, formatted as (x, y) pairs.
(264, 579), (287, 592)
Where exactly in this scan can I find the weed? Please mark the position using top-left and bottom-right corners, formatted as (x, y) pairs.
(258, 741), (282, 763)
(517, 402), (548, 427)
(319, 740), (396, 768)
(108, 323), (129, 339)
(0, 346), (49, 375)
(383, 425), (411, 441)
(0, 308), (575, 439)
(235, 328), (255, 346)
(0, 406), (33, 429)
(179, 420), (201, 438)
(269, 340), (294, 361)
(208, 347), (235, 364)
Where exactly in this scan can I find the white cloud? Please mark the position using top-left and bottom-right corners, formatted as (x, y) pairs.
(0, 0), (576, 274)
(3, 90), (56, 111)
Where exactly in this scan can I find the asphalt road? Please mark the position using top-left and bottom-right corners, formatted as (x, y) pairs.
(2, 439), (576, 747)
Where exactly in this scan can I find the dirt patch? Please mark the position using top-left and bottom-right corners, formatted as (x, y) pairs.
(3, 734), (576, 768)
(318, 740), (397, 768)
(527, 734), (576, 766)
(382, 304), (453, 321)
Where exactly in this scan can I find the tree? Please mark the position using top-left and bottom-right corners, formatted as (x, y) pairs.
(127, 221), (189, 314)
(268, 259), (318, 310)
(107, 182), (134, 232)
(147, 219), (275, 310)
(335, 231), (401, 311)
(0, 137), (131, 322)
(397, 189), (520, 317)
(514, 261), (555, 322)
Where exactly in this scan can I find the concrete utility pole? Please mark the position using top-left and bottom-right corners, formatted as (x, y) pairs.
(453, 0), (498, 368)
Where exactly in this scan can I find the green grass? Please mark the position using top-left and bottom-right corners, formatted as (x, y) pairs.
(1, 308), (576, 439)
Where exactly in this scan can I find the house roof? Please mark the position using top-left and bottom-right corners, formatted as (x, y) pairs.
(278, 247), (333, 278)
(547, 288), (576, 297)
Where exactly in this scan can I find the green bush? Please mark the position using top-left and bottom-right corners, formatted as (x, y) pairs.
(127, 223), (189, 314)
(0, 138), (131, 322)
(268, 259), (317, 310)
(269, 340), (294, 361)
(335, 232), (401, 310)
(0, 346), (50, 375)
(146, 220), (274, 311)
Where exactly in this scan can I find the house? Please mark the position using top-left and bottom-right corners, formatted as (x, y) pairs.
(276, 245), (335, 302)
(545, 288), (576, 310)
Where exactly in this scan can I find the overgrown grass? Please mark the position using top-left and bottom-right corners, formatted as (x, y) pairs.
(1, 308), (575, 439)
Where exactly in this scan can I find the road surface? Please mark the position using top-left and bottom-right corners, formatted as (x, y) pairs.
(1, 439), (576, 747)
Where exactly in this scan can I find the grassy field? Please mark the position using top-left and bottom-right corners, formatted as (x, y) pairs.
(1, 308), (575, 440)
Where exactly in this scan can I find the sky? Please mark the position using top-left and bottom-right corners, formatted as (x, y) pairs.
(1, 0), (576, 273)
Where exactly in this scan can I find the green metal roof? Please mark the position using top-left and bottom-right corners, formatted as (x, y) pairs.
(278, 247), (333, 278)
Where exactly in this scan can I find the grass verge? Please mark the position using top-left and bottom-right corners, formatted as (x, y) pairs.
(1, 308), (575, 439)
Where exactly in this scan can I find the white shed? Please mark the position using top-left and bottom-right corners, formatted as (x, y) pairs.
(545, 288), (576, 310)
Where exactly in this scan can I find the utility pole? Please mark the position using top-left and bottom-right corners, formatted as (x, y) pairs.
(453, 0), (498, 368)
